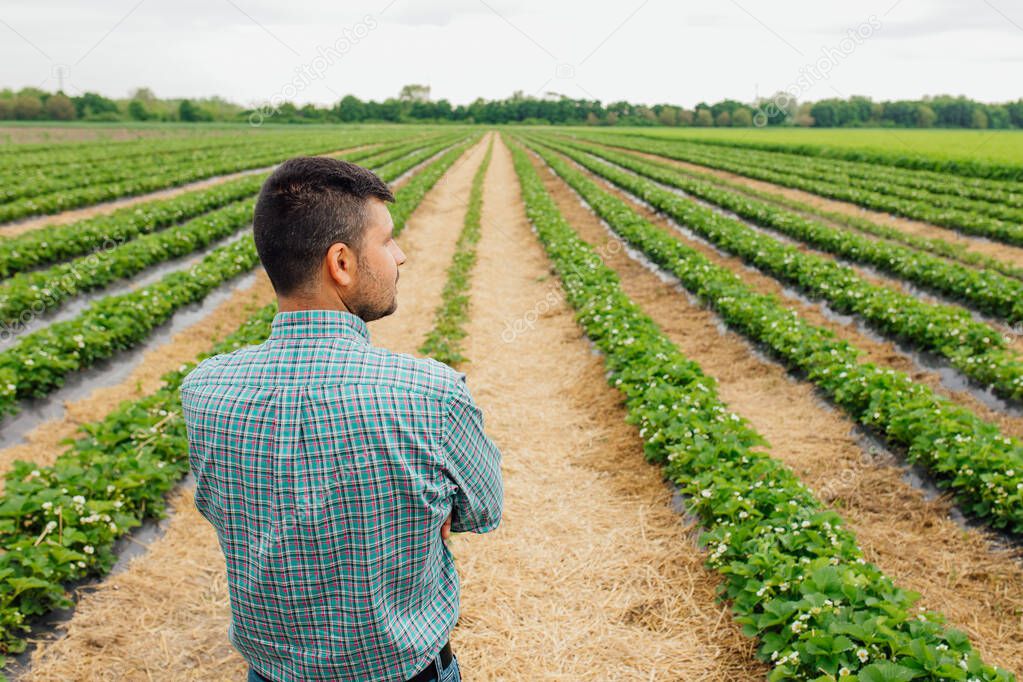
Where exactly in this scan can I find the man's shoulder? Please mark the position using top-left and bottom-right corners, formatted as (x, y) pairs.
(179, 338), (465, 402)
(180, 343), (262, 393)
(361, 345), (466, 402)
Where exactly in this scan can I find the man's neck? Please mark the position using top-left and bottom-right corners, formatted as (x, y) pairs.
(277, 294), (353, 316)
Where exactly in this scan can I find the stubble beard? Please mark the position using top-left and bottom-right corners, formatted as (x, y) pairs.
(352, 258), (398, 322)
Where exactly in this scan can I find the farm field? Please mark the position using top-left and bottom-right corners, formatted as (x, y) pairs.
(586, 127), (1023, 175)
(0, 123), (1022, 681)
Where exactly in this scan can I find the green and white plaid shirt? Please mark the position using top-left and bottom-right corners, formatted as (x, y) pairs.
(180, 309), (503, 681)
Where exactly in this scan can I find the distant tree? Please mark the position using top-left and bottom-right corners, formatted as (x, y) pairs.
(179, 99), (198, 121)
(298, 103), (325, 120)
(399, 84), (431, 102)
(44, 93), (75, 120)
(915, 104), (937, 128)
(710, 99), (745, 118)
(129, 87), (157, 103)
(988, 105), (1010, 129)
(731, 108), (753, 127)
(13, 95), (42, 120)
(757, 91), (798, 125)
(794, 102), (815, 127)
(657, 107), (678, 126)
(880, 100), (917, 127)
(638, 106), (657, 124)
(810, 100), (837, 127)
(0, 84), (1015, 129)
(276, 102), (299, 121)
(128, 99), (150, 121)
(178, 98), (211, 122)
(336, 94), (365, 122)
(434, 99), (453, 119)
(73, 91), (119, 118)
(16, 86), (48, 101)
(970, 108), (989, 129)
(1007, 99), (1023, 128)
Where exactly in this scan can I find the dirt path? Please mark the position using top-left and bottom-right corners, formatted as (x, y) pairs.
(369, 134), (493, 346)
(0, 144), (376, 238)
(440, 135), (764, 679)
(526, 148), (1023, 677)
(558, 152), (1023, 440)
(613, 145), (1023, 272)
(23, 137), (491, 681)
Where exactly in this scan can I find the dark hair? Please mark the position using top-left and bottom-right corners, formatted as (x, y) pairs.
(253, 156), (394, 295)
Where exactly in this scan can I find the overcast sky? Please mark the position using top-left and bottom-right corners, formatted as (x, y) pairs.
(1, 0), (1020, 107)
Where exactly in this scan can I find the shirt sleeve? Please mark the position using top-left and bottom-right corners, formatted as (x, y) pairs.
(440, 376), (503, 534)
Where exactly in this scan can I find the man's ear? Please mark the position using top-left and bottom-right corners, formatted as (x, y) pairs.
(325, 242), (357, 288)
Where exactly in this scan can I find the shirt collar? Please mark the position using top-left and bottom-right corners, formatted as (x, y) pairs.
(269, 309), (371, 344)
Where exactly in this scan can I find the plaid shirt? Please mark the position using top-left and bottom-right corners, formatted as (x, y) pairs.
(180, 309), (503, 682)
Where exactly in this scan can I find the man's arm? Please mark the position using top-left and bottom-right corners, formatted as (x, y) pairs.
(441, 378), (503, 534)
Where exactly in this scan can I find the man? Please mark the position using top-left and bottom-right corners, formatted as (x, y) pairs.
(180, 156), (504, 682)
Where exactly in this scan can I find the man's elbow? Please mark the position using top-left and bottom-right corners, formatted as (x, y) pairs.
(453, 494), (503, 534)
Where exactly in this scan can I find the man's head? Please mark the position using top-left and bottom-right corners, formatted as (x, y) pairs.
(253, 156), (406, 322)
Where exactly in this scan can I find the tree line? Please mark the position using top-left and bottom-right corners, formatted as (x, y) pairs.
(1, 85), (1021, 129)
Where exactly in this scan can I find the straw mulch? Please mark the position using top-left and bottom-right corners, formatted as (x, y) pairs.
(441, 136), (765, 680)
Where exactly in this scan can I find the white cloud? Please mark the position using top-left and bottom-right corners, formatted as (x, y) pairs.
(0, 0), (1019, 106)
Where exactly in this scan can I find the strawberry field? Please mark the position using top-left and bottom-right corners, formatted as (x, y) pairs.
(0, 124), (1021, 681)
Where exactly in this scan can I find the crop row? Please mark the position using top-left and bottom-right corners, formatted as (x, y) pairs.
(518, 136), (1023, 537)
(622, 153), (1023, 284)
(0, 135), (472, 418)
(0, 130), (431, 206)
(0, 130), (408, 223)
(605, 133), (1023, 214)
(558, 137), (1023, 325)
(0, 128), (413, 184)
(532, 136), (1023, 402)
(0, 136), (458, 333)
(0, 135), (476, 656)
(1, 136), (269, 203)
(0, 128), (279, 172)
(508, 137), (1010, 681)
(420, 138), (494, 365)
(580, 133), (1023, 247)
(0, 134), (448, 280)
(618, 132), (1023, 183)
